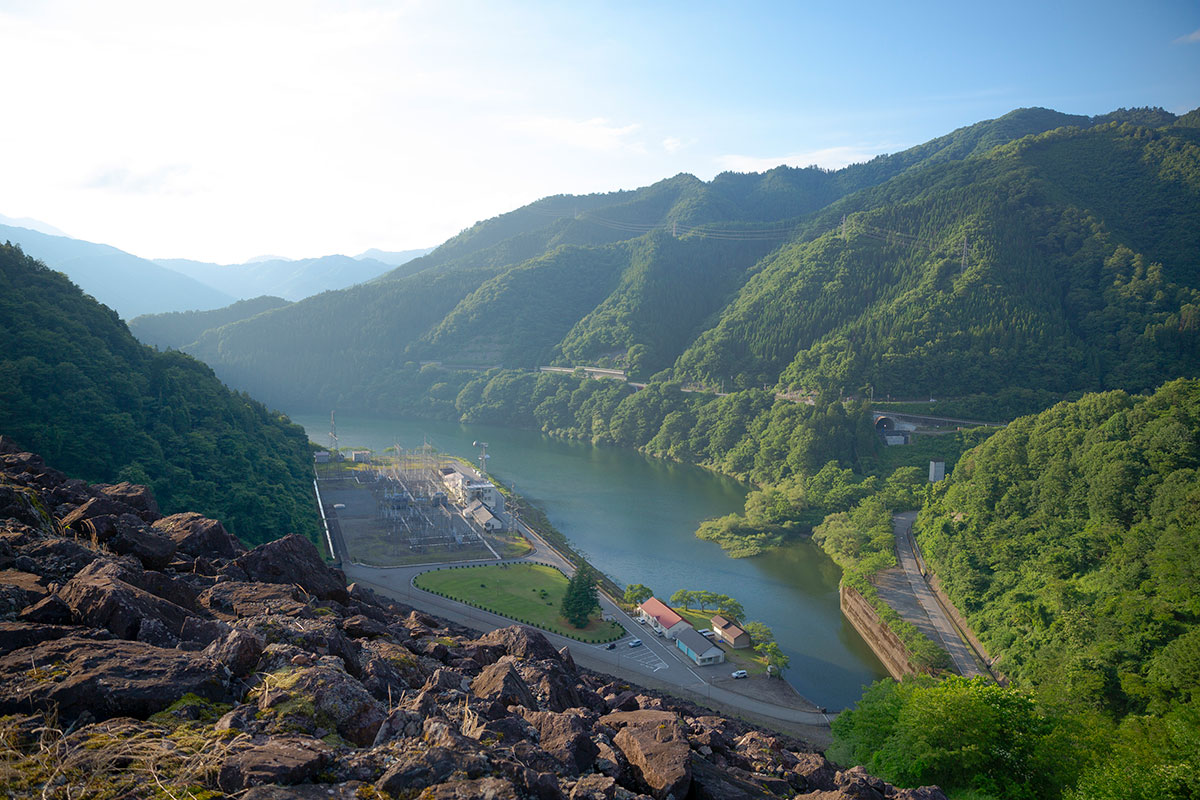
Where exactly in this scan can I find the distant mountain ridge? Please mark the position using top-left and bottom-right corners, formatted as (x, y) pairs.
(0, 224), (235, 319)
(154, 253), (402, 302)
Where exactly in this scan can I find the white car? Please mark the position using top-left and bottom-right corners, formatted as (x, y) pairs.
(628, 639), (643, 647)
(698, 628), (715, 638)
(730, 669), (748, 679)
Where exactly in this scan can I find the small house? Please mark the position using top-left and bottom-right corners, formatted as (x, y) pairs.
(313, 451), (331, 464)
(675, 627), (725, 665)
(465, 499), (503, 531)
(637, 597), (691, 640)
(350, 450), (371, 463)
(711, 614), (752, 649)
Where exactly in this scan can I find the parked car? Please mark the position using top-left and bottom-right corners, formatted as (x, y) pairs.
(698, 628), (714, 638)
(604, 642), (616, 650)
(628, 639), (643, 647)
(730, 669), (748, 679)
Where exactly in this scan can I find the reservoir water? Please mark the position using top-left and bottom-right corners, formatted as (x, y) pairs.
(290, 412), (887, 710)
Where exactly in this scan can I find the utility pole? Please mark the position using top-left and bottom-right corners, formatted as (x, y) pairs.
(961, 236), (968, 275)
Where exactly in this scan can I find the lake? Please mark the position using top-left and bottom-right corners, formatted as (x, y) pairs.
(290, 411), (887, 710)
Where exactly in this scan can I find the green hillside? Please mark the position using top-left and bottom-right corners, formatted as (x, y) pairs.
(0, 243), (318, 546)
(676, 121), (1200, 399)
(181, 108), (1197, 417)
(128, 295), (291, 351)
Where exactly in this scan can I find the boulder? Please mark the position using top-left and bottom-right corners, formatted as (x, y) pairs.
(107, 515), (176, 570)
(17, 593), (73, 625)
(601, 710), (691, 800)
(216, 736), (332, 793)
(524, 710), (598, 775)
(92, 482), (160, 521)
(0, 620), (114, 656)
(153, 512), (244, 559)
(253, 664), (384, 746)
(58, 496), (129, 534)
(421, 777), (520, 800)
(340, 613), (390, 639)
(199, 581), (308, 620)
(59, 561), (216, 645)
(0, 636), (230, 723)
(471, 658), (539, 710)
(228, 534), (347, 601)
(204, 628), (265, 677)
(475, 624), (563, 662)
(15, 537), (100, 582)
(570, 774), (618, 800)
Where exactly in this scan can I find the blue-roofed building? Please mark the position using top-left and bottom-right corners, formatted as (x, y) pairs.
(675, 627), (725, 665)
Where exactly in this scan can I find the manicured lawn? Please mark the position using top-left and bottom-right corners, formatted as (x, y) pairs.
(415, 563), (623, 642)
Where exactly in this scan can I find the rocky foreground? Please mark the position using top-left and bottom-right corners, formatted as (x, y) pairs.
(0, 437), (945, 799)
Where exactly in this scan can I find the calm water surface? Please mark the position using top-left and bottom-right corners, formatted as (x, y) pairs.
(290, 412), (887, 709)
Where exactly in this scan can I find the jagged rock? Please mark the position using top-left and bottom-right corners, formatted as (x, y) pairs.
(18, 593), (73, 624)
(253, 663), (384, 746)
(519, 658), (592, 712)
(15, 537), (100, 582)
(607, 690), (640, 712)
(374, 740), (490, 796)
(420, 777), (521, 799)
(0, 568), (47, 618)
(688, 752), (779, 800)
(340, 613), (390, 638)
(472, 657), (539, 709)
(200, 580), (308, 620)
(0, 620), (114, 656)
(602, 710), (691, 800)
(0, 636), (230, 723)
(240, 783), (373, 799)
(524, 709), (598, 775)
(107, 514), (176, 569)
(58, 496), (129, 535)
(570, 773), (618, 800)
(227, 533), (347, 602)
(92, 482), (160, 521)
(424, 666), (471, 694)
(153, 511), (244, 559)
(476, 624), (563, 662)
(373, 707), (425, 744)
(894, 787), (950, 799)
(216, 736), (333, 793)
(204, 628), (265, 677)
(793, 752), (838, 790)
(58, 560), (220, 645)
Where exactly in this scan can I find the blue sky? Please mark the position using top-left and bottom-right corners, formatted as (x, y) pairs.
(1, 0), (1197, 262)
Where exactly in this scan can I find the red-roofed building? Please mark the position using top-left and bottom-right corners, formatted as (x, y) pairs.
(637, 597), (692, 639)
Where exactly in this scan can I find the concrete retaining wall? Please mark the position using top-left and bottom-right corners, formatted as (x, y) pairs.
(839, 584), (920, 681)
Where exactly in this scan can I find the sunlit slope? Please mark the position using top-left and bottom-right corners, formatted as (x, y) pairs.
(674, 120), (1200, 397)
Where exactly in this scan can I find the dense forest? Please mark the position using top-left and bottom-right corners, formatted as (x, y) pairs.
(830, 380), (1200, 799)
(0, 243), (318, 546)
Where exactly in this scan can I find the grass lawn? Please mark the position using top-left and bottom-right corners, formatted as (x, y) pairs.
(674, 607), (769, 675)
(415, 563), (623, 643)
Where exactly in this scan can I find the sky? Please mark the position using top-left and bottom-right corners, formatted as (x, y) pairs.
(1, 0), (1198, 264)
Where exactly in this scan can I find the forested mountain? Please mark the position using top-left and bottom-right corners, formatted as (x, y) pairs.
(128, 295), (292, 351)
(0, 224), (235, 318)
(182, 107), (1198, 415)
(0, 243), (317, 546)
(155, 253), (401, 302)
(824, 379), (1200, 800)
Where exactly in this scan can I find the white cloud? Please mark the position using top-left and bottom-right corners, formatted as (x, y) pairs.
(503, 116), (644, 152)
(1174, 27), (1200, 44)
(716, 145), (886, 173)
(662, 136), (685, 153)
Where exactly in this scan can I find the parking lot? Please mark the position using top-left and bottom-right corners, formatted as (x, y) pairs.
(599, 628), (670, 672)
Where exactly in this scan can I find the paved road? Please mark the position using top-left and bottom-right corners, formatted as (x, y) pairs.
(330, 513), (831, 730)
(892, 511), (984, 677)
